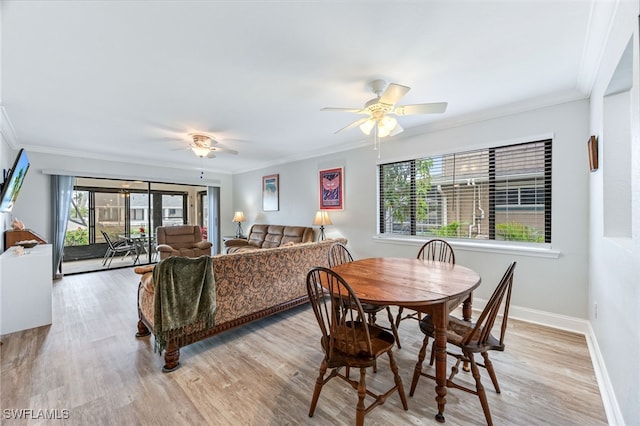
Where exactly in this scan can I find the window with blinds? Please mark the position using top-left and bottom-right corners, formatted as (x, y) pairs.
(378, 139), (551, 243)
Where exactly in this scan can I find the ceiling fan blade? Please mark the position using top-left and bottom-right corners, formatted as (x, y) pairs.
(210, 146), (238, 155)
(394, 102), (448, 115)
(379, 83), (410, 105)
(335, 117), (370, 134)
(321, 107), (365, 113)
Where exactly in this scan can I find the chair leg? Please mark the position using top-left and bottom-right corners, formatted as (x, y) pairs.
(102, 248), (113, 266)
(395, 306), (404, 330)
(106, 252), (116, 268)
(387, 349), (408, 409)
(469, 354), (493, 426)
(308, 359), (328, 417)
(132, 245), (141, 265)
(356, 368), (367, 426)
(385, 306), (402, 349)
(410, 335), (430, 396)
(481, 352), (501, 393)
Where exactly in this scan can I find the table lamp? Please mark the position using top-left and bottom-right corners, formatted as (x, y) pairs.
(313, 210), (332, 241)
(233, 211), (246, 238)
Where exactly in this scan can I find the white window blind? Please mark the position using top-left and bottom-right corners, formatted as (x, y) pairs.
(378, 139), (551, 243)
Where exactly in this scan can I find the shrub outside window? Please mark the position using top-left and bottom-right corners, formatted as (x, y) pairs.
(378, 139), (551, 243)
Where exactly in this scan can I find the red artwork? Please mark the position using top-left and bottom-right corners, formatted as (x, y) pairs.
(319, 167), (343, 210)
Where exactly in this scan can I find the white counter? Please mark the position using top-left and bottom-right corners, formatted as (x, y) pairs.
(0, 244), (52, 335)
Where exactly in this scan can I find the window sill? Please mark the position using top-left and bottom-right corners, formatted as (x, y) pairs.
(372, 235), (561, 259)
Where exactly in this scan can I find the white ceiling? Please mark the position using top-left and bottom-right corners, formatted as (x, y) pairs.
(0, 1), (614, 174)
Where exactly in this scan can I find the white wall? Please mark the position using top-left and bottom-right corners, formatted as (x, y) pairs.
(588, 1), (640, 424)
(234, 98), (590, 319)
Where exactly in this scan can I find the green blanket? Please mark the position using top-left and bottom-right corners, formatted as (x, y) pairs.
(152, 255), (216, 353)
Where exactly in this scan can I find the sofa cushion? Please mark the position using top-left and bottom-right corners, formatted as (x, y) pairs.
(175, 248), (205, 257)
(158, 226), (201, 250)
(247, 224), (269, 248)
(281, 226), (311, 245)
(263, 225), (285, 248)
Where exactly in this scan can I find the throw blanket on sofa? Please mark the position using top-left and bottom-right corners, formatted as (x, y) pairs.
(152, 255), (216, 352)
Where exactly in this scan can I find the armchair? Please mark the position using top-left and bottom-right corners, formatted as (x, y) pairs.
(155, 225), (212, 260)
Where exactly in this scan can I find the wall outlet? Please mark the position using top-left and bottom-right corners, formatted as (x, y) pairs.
(594, 302), (598, 319)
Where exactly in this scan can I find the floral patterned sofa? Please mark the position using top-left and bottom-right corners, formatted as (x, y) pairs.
(134, 238), (347, 372)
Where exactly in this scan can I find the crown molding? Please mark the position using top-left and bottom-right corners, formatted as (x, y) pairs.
(576, 0), (619, 95)
(0, 106), (19, 149)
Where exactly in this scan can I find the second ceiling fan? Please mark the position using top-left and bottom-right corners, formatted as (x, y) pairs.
(183, 132), (239, 158)
(322, 79), (447, 141)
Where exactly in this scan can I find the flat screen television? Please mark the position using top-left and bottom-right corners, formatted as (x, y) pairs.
(0, 148), (30, 212)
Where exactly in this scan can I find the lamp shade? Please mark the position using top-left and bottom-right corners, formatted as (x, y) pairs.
(313, 211), (332, 226)
(233, 211), (246, 222)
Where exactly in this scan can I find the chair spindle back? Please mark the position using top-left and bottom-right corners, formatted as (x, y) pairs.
(417, 239), (455, 264)
(462, 261), (516, 348)
(328, 242), (354, 267)
(102, 231), (117, 250)
(306, 267), (373, 361)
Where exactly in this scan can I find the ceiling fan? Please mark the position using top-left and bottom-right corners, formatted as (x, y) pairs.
(321, 79), (447, 144)
(181, 132), (239, 158)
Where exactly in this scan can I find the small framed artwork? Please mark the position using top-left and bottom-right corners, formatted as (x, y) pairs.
(262, 174), (279, 211)
(319, 167), (344, 210)
(588, 135), (598, 172)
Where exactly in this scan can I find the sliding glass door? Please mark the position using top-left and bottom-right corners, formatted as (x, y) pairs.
(62, 178), (211, 273)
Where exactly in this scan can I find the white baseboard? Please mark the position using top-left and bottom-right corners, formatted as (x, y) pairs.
(583, 322), (625, 426)
(472, 298), (624, 425)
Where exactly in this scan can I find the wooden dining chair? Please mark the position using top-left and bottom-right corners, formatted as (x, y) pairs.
(328, 242), (402, 349)
(395, 239), (456, 332)
(305, 267), (408, 426)
(327, 241), (354, 266)
(409, 261), (517, 426)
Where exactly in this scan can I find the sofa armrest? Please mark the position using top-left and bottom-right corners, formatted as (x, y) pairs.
(134, 265), (155, 275)
(224, 238), (249, 248)
(156, 244), (176, 254)
(194, 241), (213, 250)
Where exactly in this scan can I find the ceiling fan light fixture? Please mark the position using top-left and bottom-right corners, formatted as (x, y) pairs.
(191, 146), (210, 158)
(377, 125), (391, 138)
(359, 119), (375, 135)
(192, 134), (211, 146)
(379, 115), (398, 133)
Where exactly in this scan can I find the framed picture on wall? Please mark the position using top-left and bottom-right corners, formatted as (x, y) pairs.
(588, 135), (598, 172)
(319, 167), (344, 210)
(262, 174), (279, 211)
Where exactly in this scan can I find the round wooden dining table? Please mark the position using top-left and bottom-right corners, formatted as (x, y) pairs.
(330, 257), (482, 423)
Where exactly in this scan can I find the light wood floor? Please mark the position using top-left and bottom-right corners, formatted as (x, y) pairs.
(0, 267), (607, 425)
